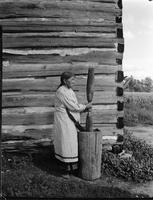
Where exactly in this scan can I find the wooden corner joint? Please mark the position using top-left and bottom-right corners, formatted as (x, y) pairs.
(116, 117), (124, 129)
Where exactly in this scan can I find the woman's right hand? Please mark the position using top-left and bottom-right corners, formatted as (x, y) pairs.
(85, 102), (92, 109)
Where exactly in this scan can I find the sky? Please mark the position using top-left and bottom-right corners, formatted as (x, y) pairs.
(123, 0), (153, 80)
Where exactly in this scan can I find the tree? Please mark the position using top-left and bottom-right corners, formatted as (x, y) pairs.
(124, 76), (153, 92)
(143, 77), (152, 92)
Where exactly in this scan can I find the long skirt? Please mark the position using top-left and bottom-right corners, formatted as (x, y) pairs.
(53, 111), (79, 169)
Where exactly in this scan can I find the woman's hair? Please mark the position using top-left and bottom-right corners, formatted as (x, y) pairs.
(57, 71), (74, 89)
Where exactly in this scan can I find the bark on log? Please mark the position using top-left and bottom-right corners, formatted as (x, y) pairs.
(3, 50), (120, 66)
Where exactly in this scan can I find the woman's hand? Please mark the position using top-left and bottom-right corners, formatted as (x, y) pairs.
(86, 102), (92, 109)
(82, 102), (92, 112)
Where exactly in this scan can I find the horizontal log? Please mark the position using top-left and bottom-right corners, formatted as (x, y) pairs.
(1, 138), (52, 153)
(1, 138), (121, 153)
(0, 18), (116, 27)
(1, 139), (123, 153)
(0, 0), (118, 3)
(2, 124), (123, 142)
(3, 47), (123, 57)
(2, 91), (118, 108)
(2, 75), (119, 92)
(2, 91), (123, 108)
(3, 32), (116, 38)
(3, 50), (119, 65)
(0, 0), (120, 19)
(2, 125), (54, 140)
(2, 107), (55, 125)
(2, 25), (117, 33)
(3, 62), (122, 78)
(1, 124), (123, 152)
(3, 33), (117, 48)
(3, 38), (116, 49)
(0, 8), (118, 21)
(2, 105), (124, 125)
(85, 0), (118, 2)
(3, 47), (117, 56)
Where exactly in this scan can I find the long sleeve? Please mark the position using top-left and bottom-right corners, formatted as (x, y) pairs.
(56, 87), (86, 112)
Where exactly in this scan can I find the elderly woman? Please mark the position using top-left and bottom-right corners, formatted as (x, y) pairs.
(53, 71), (92, 177)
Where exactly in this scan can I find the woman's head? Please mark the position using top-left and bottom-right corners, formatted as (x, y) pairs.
(59, 71), (75, 89)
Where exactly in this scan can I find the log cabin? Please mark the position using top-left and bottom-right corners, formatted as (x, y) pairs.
(1, 0), (124, 152)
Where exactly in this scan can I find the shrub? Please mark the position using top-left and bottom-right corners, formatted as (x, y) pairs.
(101, 130), (153, 183)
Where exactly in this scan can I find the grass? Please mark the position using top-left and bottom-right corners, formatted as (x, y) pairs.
(1, 148), (141, 198)
(2, 131), (153, 198)
(124, 92), (153, 126)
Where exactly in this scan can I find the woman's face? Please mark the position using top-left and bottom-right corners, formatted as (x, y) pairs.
(65, 76), (75, 88)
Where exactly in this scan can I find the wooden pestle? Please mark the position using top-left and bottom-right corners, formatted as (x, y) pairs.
(86, 68), (95, 131)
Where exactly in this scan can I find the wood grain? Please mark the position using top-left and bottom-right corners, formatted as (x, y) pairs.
(0, 17), (117, 27)
(0, 0), (120, 19)
(2, 124), (123, 140)
(78, 130), (102, 180)
(2, 74), (119, 92)
(3, 62), (122, 78)
(2, 105), (123, 125)
(2, 91), (123, 108)
(3, 34), (117, 48)
(3, 50), (119, 66)
(2, 25), (117, 33)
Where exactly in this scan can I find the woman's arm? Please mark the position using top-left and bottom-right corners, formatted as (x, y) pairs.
(56, 89), (86, 112)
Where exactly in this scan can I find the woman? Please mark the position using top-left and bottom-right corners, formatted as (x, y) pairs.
(53, 71), (92, 177)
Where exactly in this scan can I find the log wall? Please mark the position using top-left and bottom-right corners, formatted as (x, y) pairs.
(1, 0), (124, 151)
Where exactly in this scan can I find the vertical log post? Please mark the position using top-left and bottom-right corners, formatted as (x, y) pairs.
(0, 26), (2, 138)
(78, 68), (102, 181)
